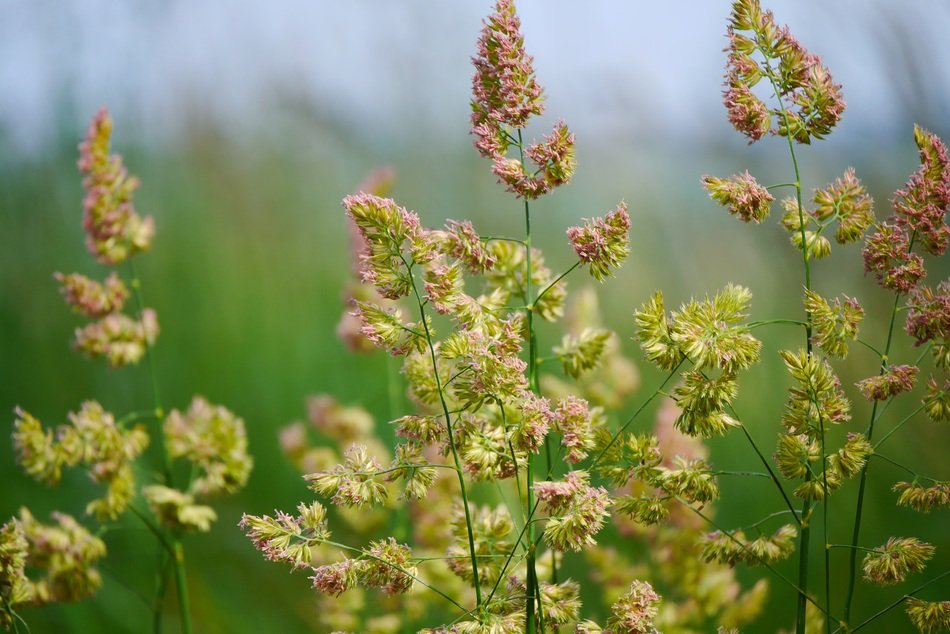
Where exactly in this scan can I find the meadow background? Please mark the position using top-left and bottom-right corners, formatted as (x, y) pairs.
(1, 2), (948, 631)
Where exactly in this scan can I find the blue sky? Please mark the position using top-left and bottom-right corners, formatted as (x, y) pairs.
(1, 1), (948, 154)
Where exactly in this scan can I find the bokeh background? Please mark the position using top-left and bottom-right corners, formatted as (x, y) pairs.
(1, 1), (948, 632)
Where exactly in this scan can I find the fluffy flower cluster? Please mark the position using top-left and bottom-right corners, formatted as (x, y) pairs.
(534, 471), (611, 552)
(803, 290), (864, 358)
(812, 167), (875, 244)
(893, 481), (950, 513)
(905, 281), (950, 348)
(446, 504), (513, 585)
(864, 127), (950, 292)
(635, 286), (759, 439)
(723, 0), (845, 143)
(72, 308), (159, 368)
(923, 377), (950, 423)
(240, 501), (332, 570)
(306, 444), (388, 507)
(337, 168), (398, 353)
(905, 598), (950, 634)
(343, 193), (429, 300)
(12, 403), (149, 520)
(856, 364), (919, 401)
(861, 537), (935, 586)
(54, 272), (128, 318)
(892, 126), (950, 256)
(774, 169), (875, 261)
(0, 509), (107, 612)
(554, 328), (612, 379)
(700, 524), (798, 567)
(142, 485), (217, 533)
(163, 397), (253, 497)
(779, 349), (850, 438)
(553, 396), (600, 464)
(0, 517), (31, 630)
(702, 171), (774, 223)
(470, 0), (575, 198)
(577, 580), (661, 634)
(77, 107), (154, 264)
(636, 285), (761, 374)
(566, 202), (631, 281)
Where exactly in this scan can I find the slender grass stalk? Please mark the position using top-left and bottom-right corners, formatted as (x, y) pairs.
(590, 362), (685, 470)
(405, 264), (483, 609)
(685, 502), (837, 623)
(843, 234), (916, 626)
(841, 570), (950, 633)
(760, 54), (819, 633)
(127, 258), (192, 634)
(518, 126), (541, 633)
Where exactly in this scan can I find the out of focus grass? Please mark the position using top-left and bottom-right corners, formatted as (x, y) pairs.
(1, 118), (947, 632)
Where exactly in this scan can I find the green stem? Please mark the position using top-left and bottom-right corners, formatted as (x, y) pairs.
(152, 552), (171, 634)
(870, 453), (941, 482)
(737, 418), (803, 527)
(172, 542), (191, 634)
(517, 128), (543, 634)
(843, 233), (914, 625)
(847, 570), (950, 633)
(127, 258), (191, 634)
(486, 501), (539, 606)
(406, 267), (483, 609)
(532, 262), (580, 310)
(590, 361), (685, 470)
(748, 318), (808, 329)
(685, 501), (836, 623)
(819, 411), (831, 634)
(826, 544), (880, 554)
(1, 591), (28, 634)
(762, 54), (815, 633)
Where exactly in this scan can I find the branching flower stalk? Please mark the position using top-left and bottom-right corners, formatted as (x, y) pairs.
(5, 108), (252, 634)
(703, 2), (948, 633)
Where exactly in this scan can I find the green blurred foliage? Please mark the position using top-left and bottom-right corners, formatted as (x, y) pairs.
(1, 116), (947, 632)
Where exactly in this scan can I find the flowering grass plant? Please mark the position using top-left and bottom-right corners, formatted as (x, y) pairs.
(3, 109), (252, 634)
(4, 0), (949, 632)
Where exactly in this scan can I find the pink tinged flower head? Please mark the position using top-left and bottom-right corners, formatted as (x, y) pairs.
(423, 261), (465, 315)
(554, 395), (596, 463)
(606, 580), (661, 634)
(54, 272), (129, 318)
(862, 222), (926, 293)
(470, 0), (544, 138)
(723, 1), (845, 145)
(310, 560), (356, 597)
(515, 393), (553, 453)
(812, 167), (875, 243)
(445, 219), (495, 273)
(526, 120), (576, 189)
(905, 281), (950, 346)
(723, 62), (771, 142)
(344, 169), (396, 276)
(856, 365), (919, 401)
(538, 472), (611, 552)
(74, 308), (159, 368)
(342, 193), (423, 300)
(892, 126), (950, 256)
(566, 201), (631, 282)
(78, 107), (155, 265)
(703, 171), (773, 223)
(533, 470), (589, 514)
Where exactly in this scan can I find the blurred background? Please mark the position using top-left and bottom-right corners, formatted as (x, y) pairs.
(1, 1), (948, 631)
